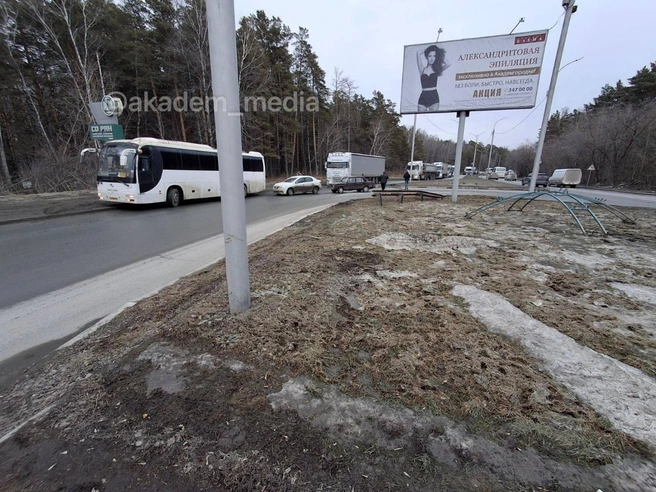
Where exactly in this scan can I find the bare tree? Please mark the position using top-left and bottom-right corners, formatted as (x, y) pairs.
(25, 0), (103, 122)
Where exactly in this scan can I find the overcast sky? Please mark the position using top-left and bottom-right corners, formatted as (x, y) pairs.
(233, 0), (656, 151)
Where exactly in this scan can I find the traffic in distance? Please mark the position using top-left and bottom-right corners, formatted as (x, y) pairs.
(83, 139), (586, 207)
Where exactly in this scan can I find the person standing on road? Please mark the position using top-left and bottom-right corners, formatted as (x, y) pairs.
(403, 170), (410, 190)
(379, 171), (388, 191)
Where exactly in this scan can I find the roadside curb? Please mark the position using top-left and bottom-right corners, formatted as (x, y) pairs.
(0, 206), (110, 226)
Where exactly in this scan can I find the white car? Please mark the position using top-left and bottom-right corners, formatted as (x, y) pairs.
(273, 175), (322, 196)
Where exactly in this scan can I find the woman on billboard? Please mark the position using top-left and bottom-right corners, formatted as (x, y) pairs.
(416, 45), (449, 111)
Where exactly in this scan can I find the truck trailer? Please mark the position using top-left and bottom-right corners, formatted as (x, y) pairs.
(325, 152), (386, 185)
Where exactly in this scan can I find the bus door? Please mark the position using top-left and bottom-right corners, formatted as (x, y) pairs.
(138, 154), (156, 193)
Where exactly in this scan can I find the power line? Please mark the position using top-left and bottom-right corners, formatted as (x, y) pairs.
(549, 11), (564, 31)
(496, 96), (547, 135)
(422, 115), (458, 135)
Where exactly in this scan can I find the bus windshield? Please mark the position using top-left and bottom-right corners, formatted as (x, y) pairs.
(98, 142), (138, 183)
(326, 162), (348, 169)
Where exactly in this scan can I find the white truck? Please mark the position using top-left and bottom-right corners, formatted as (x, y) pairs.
(325, 152), (386, 185)
(406, 161), (440, 180)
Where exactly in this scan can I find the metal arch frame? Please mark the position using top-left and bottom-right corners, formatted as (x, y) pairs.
(464, 190), (636, 235)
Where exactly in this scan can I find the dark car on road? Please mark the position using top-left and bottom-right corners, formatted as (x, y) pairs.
(521, 173), (549, 187)
(330, 176), (376, 193)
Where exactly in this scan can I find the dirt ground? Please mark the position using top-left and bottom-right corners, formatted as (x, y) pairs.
(1, 190), (656, 491)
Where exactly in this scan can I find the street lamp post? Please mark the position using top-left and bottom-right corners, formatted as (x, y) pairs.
(528, 0), (577, 192)
(470, 132), (485, 171)
(487, 117), (510, 170)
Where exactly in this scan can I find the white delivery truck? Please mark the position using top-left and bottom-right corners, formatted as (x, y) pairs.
(325, 152), (386, 185)
(406, 161), (440, 180)
(548, 168), (582, 188)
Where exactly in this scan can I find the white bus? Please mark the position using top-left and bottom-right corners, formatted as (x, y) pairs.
(94, 138), (266, 207)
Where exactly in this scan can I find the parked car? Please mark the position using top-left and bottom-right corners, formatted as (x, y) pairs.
(521, 173), (549, 187)
(504, 170), (517, 181)
(330, 176), (376, 193)
(273, 175), (322, 196)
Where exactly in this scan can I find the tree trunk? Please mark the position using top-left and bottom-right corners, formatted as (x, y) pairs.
(0, 125), (11, 186)
(151, 79), (165, 139)
(174, 73), (187, 142)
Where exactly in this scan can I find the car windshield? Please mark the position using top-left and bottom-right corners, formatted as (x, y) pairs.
(284, 177), (299, 183)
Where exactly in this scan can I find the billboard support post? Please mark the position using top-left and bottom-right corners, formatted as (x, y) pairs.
(410, 114), (417, 162)
(451, 111), (469, 203)
(528, 0), (576, 192)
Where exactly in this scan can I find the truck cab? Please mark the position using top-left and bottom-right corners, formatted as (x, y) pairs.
(406, 161), (422, 180)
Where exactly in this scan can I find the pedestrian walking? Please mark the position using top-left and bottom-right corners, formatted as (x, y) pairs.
(379, 171), (388, 191)
(403, 170), (410, 190)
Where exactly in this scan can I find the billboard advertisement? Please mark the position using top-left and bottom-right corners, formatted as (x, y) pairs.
(400, 30), (549, 114)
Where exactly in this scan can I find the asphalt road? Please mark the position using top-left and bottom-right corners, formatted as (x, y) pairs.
(0, 190), (357, 309)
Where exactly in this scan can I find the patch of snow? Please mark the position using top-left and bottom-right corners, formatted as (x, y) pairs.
(611, 283), (656, 306)
(452, 284), (656, 448)
(550, 251), (616, 270)
(367, 232), (499, 256)
(267, 376), (656, 491)
(376, 270), (418, 279)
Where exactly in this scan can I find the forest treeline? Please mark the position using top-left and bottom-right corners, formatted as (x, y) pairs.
(0, 0), (654, 192)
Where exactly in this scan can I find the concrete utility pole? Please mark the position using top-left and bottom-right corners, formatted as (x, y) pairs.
(487, 116), (509, 170)
(529, 0), (577, 192)
(470, 131), (485, 169)
(206, 0), (251, 313)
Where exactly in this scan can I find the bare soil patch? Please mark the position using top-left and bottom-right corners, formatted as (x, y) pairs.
(1, 194), (655, 491)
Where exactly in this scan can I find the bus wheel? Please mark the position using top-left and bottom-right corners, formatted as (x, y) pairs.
(312, 186), (319, 194)
(286, 188), (294, 196)
(167, 187), (181, 207)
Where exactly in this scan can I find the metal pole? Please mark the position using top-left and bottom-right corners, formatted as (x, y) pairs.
(451, 111), (468, 202)
(510, 17), (525, 35)
(410, 114), (417, 162)
(529, 0), (577, 192)
(206, 0), (251, 313)
(487, 128), (495, 170)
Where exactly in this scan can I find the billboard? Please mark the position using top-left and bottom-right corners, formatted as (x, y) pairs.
(400, 30), (549, 114)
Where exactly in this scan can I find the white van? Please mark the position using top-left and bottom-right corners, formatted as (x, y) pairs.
(487, 166), (506, 180)
(548, 168), (582, 188)
(464, 166), (474, 175)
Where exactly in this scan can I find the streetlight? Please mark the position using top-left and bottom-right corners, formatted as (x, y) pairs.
(510, 17), (525, 34)
(528, 0), (577, 192)
(487, 116), (510, 170)
(469, 132), (485, 171)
